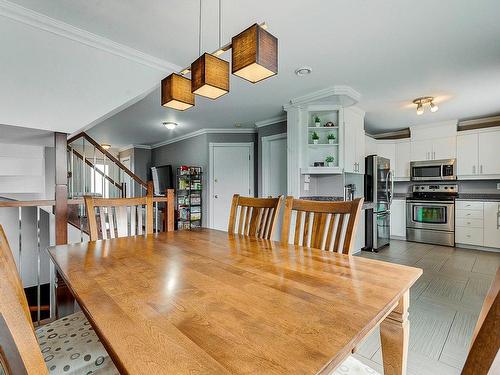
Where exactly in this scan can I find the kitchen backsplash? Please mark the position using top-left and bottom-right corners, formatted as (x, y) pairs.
(394, 179), (500, 194)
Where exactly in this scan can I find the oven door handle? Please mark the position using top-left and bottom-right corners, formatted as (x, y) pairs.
(406, 200), (455, 206)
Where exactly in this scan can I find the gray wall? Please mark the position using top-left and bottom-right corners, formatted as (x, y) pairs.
(257, 121), (287, 196)
(133, 148), (152, 181)
(151, 132), (258, 227)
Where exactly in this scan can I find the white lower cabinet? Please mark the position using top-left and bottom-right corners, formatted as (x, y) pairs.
(484, 202), (500, 248)
(390, 199), (406, 238)
(455, 200), (500, 249)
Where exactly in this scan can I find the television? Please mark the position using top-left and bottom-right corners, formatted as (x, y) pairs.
(151, 165), (173, 195)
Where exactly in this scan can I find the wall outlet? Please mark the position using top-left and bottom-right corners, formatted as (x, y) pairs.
(497, 183), (500, 190)
(304, 182), (310, 191)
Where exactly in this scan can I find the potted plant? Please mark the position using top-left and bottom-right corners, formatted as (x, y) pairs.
(314, 115), (321, 127)
(325, 156), (335, 167)
(311, 132), (320, 144)
(327, 133), (336, 144)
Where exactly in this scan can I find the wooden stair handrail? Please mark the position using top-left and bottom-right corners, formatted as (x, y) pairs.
(67, 132), (148, 188)
(68, 147), (123, 191)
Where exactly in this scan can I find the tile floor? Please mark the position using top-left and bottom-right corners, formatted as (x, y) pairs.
(354, 240), (500, 375)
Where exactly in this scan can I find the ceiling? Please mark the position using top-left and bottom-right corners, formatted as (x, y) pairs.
(4, 0), (500, 146)
(0, 123), (54, 146)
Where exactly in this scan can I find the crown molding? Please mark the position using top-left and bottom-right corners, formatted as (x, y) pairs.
(283, 85), (361, 110)
(255, 115), (286, 128)
(0, 0), (180, 72)
(152, 128), (256, 149)
(118, 144), (152, 152)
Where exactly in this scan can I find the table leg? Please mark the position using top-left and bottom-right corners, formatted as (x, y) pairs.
(380, 290), (410, 375)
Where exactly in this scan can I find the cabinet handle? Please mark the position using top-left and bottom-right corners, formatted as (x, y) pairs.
(480, 165), (483, 174)
(472, 165), (475, 174)
(433, 151), (435, 160)
(497, 210), (500, 230)
(426, 152), (429, 160)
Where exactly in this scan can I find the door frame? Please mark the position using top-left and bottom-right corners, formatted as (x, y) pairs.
(261, 133), (287, 197)
(208, 142), (254, 229)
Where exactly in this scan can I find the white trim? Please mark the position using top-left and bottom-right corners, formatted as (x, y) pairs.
(0, 0), (180, 72)
(261, 133), (287, 197)
(459, 115), (500, 127)
(283, 85), (361, 110)
(152, 128), (256, 149)
(208, 142), (255, 229)
(118, 144), (152, 152)
(255, 115), (286, 128)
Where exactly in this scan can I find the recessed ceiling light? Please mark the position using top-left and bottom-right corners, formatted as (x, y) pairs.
(100, 144), (111, 150)
(295, 66), (312, 76)
(163, 121), (178, 130)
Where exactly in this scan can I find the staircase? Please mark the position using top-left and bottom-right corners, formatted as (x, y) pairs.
(66, 132), (149, 232)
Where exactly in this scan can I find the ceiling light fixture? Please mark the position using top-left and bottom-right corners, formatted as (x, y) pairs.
(295, 66), (312, 76)
(413, 96), (439, 115)
(100, 144), (111, 150)
(163, 121), (178, 130)
(159, 0), (278, 111)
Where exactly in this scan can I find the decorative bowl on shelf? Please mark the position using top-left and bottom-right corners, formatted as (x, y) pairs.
(324, 121), (335, 127)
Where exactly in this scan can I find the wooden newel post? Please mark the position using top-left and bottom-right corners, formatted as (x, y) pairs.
(166, 189), (175, 232)
(54, 132), (74, 318)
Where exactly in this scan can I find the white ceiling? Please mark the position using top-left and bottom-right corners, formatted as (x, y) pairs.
(4, 0), (500, 145)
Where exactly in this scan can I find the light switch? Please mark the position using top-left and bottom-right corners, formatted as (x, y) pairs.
(304, 174), (311, 183)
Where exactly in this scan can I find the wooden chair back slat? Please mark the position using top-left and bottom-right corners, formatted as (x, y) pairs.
(228, 195), (284, 239)
(85, 196), (154, 241)
(462, 268), (500, 375)
(0, 225), (48, 374)
(281, 197), (364, 254)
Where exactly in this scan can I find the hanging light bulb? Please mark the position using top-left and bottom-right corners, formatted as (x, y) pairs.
(430, 101), (439, 113)
(416, 103), (424, 115)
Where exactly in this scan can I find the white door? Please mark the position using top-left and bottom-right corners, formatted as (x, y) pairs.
(262, 134), (287, 240)
(478, 130), (500, 175)
(432, 136), (456, 160)
(484, 202), (500, 248)
(395, 141), (411, 179)
(457, 133), (478, 176)
(411, 139), (431, 161)
(210, 144), (254, 231)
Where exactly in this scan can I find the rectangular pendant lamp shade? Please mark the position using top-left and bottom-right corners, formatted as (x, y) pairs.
(191, 53), (229, 99)
(232, 23), (278, 83)
(161, 73), (195, 111)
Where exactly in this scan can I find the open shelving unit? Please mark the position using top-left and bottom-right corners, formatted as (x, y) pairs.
(306, 109), (341, 173)
(176, 166), (202, 230)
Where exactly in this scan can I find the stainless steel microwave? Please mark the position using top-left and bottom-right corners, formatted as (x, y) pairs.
(410, 159), (456, 181)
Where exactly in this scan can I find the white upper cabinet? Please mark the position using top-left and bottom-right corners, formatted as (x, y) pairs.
(457, 133), (478, 176)
(377, 142), (396, 169)
(478, 130), (500, 175)
(395, 140), (411, 179)
(365, 135), (377, 156)
(410, 139), (431, 161)
(433, 136), (456, 160)
(343, 107), (365, 174)
(484, 202), (500, 248)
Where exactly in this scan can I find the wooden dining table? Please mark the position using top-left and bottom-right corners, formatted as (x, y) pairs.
(48, 228), (422, 375)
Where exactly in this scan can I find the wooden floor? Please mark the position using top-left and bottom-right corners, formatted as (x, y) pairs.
(354, 240), (500, 375)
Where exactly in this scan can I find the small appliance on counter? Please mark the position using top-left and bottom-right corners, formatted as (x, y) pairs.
(344, 184), (356, 201)
(406, 184), (457, 247)
(363, 155), (393, 252)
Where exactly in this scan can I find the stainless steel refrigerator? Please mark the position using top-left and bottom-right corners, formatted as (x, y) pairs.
(363, 155), (393, 251)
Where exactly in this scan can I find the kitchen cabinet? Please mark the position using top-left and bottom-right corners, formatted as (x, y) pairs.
(410, 137), (456, 161)
(376, 142), (396, 168)
(343, 107), (365, 174)
(456, 129), (500, 177)
(390, 199), (406, 238)
(479, 131), (500, 175)
(457, 133), (479, 176)
(484, 202), (500, 248)
(455, 200), (483, 246)
(395, 140), (411, 179)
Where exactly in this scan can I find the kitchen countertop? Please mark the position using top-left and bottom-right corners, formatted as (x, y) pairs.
(455, 193), (500, 202)
(300, 196), (375, 210)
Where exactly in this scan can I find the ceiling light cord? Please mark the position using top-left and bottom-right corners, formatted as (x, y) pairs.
(198, 0), (202, 56)
(219, 0), (222, 49)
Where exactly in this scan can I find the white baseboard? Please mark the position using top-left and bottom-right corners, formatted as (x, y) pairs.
(455, 243), (500, 253)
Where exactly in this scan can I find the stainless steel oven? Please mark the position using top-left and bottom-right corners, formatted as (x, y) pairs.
(406, 184), (457, 247)
(410, 159), (456, 181)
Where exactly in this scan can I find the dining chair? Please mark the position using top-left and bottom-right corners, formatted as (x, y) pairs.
(281, 197), (364, 254)
(228, 194), (284, 239)
(84, 195), (155, 241)
(0, 225), (118, 375)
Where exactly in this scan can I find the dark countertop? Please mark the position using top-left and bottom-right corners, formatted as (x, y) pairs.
(456, 193), (500, 202)
(300, 196), (375, 210)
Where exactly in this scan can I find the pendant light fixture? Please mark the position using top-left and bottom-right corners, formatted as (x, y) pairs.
(191, 0), (229, 99)
(232, 23), (278, 83)
(413, 97), (439, 115)
(161, 73), (195, 111)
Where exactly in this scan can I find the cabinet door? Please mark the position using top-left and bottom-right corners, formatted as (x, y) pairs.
(390, 200), (406, 238)
(479, 131), (500, 175)
(411, 139), (431, 161)
(456, 133), (478, 176)
(343, 108), (364, 173)
(484, 202), (500, 248)
(395, 141), (411, 179)
(432, 136), (456, 160)
(356, 127), (366, 174)
(377, 142), (396, 171)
